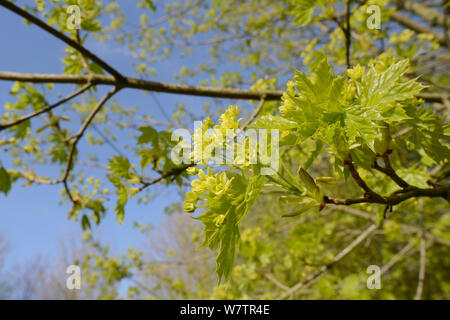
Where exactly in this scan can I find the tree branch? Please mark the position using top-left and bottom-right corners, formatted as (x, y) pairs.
(345, 0), (352, 69)
(325, 153), (450, 208)
(0, 71), (282, 101)
(61, 86), (120, 203)
(324, 183), (449, 206)
(0, 71), (446, 103)
(264, 273), (290, 291)
(392, 0), (450, 29)
(344, 156), (386, 203)
(241, 95), (266, 130)
(137, 164), (192, 193)
(0, 83), (92, 131)
(356, 0), (448, 47)
(414, 199), (426, 300)
(329, 205), (450, 247)
(380, 242), (415, 275)
(0, 0), (125, 81)
(390, 10), (448, 47)
(372, 152), (410, 189)
(277, 224), (377, 299)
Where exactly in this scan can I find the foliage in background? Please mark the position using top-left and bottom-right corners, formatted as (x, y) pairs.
(0, 0), (449, 299)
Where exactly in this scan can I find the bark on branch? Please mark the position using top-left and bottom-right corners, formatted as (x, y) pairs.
(277, 224), (377, 299)
(0, 71), (445, 103)
(356, 0), (448, 47)
(390, 10), (448, 47)
(324, 184), (449, 206)
(392, 0), (450, 28)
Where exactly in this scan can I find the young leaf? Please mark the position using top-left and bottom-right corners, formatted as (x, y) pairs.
(0, 167), (12, 195)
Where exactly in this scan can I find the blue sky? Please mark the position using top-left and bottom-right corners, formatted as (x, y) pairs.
(0, 1), (216, 269)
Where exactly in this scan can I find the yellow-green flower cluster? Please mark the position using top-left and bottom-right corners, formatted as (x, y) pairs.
(218, 105), (241, 130)
(279, 80), (297, 114)
(184, 169), (234, 213)
(191, 106), (243, 165)
(347, 64), (365, 80)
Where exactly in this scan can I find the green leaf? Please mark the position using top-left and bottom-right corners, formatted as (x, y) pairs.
(195, 174), (264, 282)
(304, 140), (324, 169)
(290, 0), (317, 26)
(0, 167), (12, 195)
(402, 105), (450, 164)
(282, 198), (318, 217)
(315, 176), (337, 185)
(81, 215), (91, 230)
(297, 167), (323, 201)
(215, 220), (239, 283)
(85, 200), (106, 221)
(115, 186), (128, 225)
(137, 126), (158, 145)
(144, 0), (156, 11)
(252, 114), (298, 130)
(13, 120), (30, 139)
(297, 168), (318, 193)
(10, 82), (21, 95)
(108, 156), (131, 179)
(358, 60), (423, 109)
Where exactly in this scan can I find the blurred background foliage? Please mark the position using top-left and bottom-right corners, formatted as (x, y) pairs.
(0, 0), (449, 299)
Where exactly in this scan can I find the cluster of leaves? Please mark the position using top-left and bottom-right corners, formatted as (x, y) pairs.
(185, 169), (263, 282)
(33, 0), (103, 32)
(183, 55), (449, 281)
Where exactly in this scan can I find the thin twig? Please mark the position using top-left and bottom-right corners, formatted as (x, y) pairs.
(91, 124), (125, 158)
(372, 152), (410, 189)
(241, 95), (267, 130)
(62, 87), (120, 202)
(345, 0), (352, 69)
(325, 155), (449, 206)
(380, 242), (415, 275)
(414, 199), (426, 300)
(150, 92), (173, 125)
(324, 183), (449, 206)
(329, 205), (450, 247)
(0, 83), (92, 131)
(277, 224), (377, 299)
(355, 0), (448, 47)
(264, 273), (290, 291)
(343, 156), (386, 203)
(137, 165), (192, 193)
(392, 0), (450, 28)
